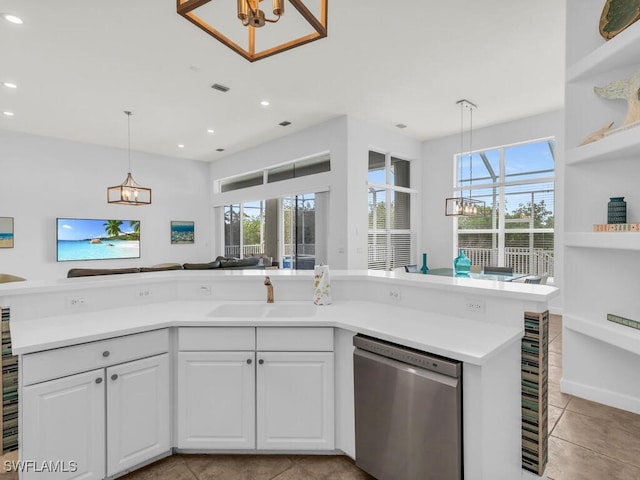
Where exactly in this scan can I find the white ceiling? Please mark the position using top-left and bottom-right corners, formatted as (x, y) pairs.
(0, 0), (566, 162)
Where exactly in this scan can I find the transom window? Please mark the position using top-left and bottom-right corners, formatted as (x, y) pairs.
(455, 138), (555, 277)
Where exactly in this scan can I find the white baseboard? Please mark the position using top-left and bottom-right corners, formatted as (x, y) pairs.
(561, 378), (640, 415)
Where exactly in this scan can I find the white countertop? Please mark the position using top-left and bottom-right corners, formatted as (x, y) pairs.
(10, 300), (522, 366)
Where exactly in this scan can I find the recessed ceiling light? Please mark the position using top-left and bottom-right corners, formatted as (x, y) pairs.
(2, 111), (15, 117)
(177, 144), (185, 149)
(2, 14), (23, 24)
(216, 148), (225, 152)
(260, 100), (270, 107)
(395, 123), (408, 129)
(279, 121), (291, 127)
(2, 82), (17, 89)
(207, 129), (215, 134)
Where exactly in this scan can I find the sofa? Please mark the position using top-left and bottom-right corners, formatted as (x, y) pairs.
(66, 256), (266, 278)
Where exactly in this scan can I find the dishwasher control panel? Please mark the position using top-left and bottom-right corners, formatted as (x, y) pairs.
(353, 334), (461, 378)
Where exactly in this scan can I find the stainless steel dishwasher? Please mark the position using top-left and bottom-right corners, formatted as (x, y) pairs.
(353, 334), (463, 480)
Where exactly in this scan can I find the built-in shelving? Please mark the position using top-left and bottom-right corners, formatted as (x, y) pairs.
(566, 126), (640, 165)
(564, 232), (640, 250)
(564, 0), (640, 413)
(564, 314), (640, 357)
(567, 21), (640, 82)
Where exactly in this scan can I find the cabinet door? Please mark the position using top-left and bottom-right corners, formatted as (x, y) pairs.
(177, 351), (255, 449)
(22, 369), (105, 480)
(106, 353), (170, 476)
(256, 351), (334, 450)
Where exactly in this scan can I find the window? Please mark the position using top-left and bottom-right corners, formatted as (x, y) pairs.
(367, 151), (416, 270)
(455, 138), (555, 277)
(219, 153), (330, 193)
(224, 192), (325, 270)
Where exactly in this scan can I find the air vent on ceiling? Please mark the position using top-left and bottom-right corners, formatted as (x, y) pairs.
(216, 148), (225, 152)
(211, 83), (230, 92)
(279, 121), (292, 127)
(395, 123), (408, 129)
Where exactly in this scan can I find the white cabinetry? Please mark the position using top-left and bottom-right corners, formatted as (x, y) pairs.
(564, 1), (640, 412)
(177, 327), (256, 449)
(22, 369), (105, 480)
(21, 329), (170, 479)
(177, 326), (334, 451)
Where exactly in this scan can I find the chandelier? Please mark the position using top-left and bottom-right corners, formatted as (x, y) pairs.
(107, 111), (152, 206)
(445, 99), (486, 217)
(177, 0), (328, 62)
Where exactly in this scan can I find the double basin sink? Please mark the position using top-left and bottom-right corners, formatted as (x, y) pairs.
(208, 302), (317, 318)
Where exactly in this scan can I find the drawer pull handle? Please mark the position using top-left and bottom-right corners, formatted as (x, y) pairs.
(258, 359), (264, 365)
(95, 377), (103, 384)
(246, 359), (252, 365)
(102, 351), (110, 358)
(111, 374), (118, 381)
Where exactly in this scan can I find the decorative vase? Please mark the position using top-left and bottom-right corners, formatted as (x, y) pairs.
(420, 253), (429, 274)
(454, 249), (471, 277)
(607, 197), (627, 224)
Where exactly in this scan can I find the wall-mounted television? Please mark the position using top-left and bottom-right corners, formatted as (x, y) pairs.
(57, 218), (140, 262)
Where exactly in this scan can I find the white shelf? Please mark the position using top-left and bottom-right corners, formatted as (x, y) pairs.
(565, 314), (640, 356)
(567, 21), (640, 82)
(565, 232), (640, 250)
(566, 124), (640, 165)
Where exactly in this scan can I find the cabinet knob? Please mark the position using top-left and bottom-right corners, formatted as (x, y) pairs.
(258, 359), (264, 365)
(246, 359), (252, 365)
(111, 374), (118, 381)
(102, 351), (110, 357)
(95, 377), (103, 384)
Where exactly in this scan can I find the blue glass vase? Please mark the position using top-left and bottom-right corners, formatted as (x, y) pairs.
(420, 253), (429, 274)
(454, 249), (471, 277)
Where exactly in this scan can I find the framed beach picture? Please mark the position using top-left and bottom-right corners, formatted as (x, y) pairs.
(171, 221), (195, 244)
(56, 218), (140, 262)
(0, 217), (14, 248)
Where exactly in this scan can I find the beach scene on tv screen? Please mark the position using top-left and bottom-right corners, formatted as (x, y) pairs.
(57, 218), (140, 261)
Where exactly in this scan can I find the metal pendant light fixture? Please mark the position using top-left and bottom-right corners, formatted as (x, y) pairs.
(107, 111), (152, 206)
(445, 99), (486, 217)
(177, 0), (328, 62)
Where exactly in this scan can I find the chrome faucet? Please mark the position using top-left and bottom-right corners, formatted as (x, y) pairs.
(264, 276), (274, 303)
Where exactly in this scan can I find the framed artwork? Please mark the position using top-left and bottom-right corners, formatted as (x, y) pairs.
(171, 221), (194, 244)
(57, 218), (140, 261)
(0, 217), (14, 248)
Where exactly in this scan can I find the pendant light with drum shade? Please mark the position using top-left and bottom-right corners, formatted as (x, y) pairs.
(445, 99), (485, 217)
(107, 111), (152, 206)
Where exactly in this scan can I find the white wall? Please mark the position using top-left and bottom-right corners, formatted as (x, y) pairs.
(421, 110), (565, 310)
(0, 129), (212, 280)
(209, 116), (422, 270)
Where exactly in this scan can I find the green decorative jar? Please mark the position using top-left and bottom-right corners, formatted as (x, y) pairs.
(607, 197), (627, 224)
(454, 249), (471, 277)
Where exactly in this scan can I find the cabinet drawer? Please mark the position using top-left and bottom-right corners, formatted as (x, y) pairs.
(256, 327), (333, 351)
(179, 327), (255, 351)
(22, 329), (169, 386)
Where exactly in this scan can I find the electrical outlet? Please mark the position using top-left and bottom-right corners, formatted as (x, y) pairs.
(67, 297), (86, 307)
(199, 285), (212, 296)
(136, 289), (153, 299)
(465, 299), (485, 313)
(388, 289), (401, 301)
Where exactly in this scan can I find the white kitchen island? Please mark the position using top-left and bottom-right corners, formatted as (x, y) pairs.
(0, 270), (558, 480)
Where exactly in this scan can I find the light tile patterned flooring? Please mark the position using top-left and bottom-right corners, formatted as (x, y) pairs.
(119, 454), (374, 480)
(546, 314), (640, 480)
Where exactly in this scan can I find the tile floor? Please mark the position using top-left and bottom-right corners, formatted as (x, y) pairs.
(546, 314), (640, 480)
(119, 454), (374, 480)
